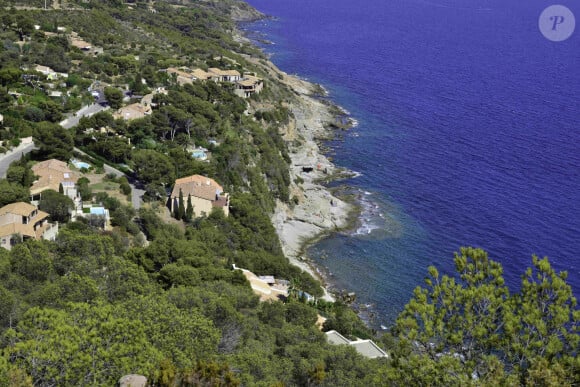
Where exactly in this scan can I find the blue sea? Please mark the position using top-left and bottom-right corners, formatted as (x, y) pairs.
(244, 0), (580, 327)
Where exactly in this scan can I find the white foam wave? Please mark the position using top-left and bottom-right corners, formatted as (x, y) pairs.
(355, 221), (381, 235)
(353, 192), (388, 235)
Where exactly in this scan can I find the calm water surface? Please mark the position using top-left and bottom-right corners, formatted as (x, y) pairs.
(245, 0), (580, 327)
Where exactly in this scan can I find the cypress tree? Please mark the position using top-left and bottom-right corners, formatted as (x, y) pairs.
(59, 183), (64, 194)
(185, 194), (194, 222)
(173, 199), (179, 219)
(178, 188), (186, 220)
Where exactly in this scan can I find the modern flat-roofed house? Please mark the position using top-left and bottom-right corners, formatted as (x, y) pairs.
(34, 65), (65, 80)
(34, 65), (56, 76)
(30, 159), (79, 201)
(325, 330), (388, 359)
(0, 202), (59, 250)
(170, 175), (229, 218)
(235, 75), (264, 98)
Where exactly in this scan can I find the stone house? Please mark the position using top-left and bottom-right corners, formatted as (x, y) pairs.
(0, 202), (59, 250)
(170, 175), (229, 218)
(191, 68), (213, 81)
(234, 75), (264, 98)
(30, 160), (79, 200)
(30, 159), (81, 214)
(166, 67), (190, 85)
(208, 68), (241, 82)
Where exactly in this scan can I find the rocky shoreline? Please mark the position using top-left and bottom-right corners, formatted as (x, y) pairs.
(234, 17), (358, 301)
(275, 94), (356, 301)
(253, 60), (357, 301)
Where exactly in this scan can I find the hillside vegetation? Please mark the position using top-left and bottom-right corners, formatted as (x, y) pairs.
(0, 0), (577, 385)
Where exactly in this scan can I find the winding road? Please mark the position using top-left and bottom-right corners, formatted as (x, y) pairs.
(0, 142), (36, 179)
(60, 103), (109, 129)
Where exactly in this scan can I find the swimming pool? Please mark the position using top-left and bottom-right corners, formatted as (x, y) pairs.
(89, 207), (106, 216)
(71, 159), (91, 169)
(191, 150), (207, 160)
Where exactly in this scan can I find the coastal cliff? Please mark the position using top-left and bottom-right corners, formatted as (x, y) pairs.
(243, 57), (355, 299)
(275, 86), (354, 293)
(219, 0), (266, 22)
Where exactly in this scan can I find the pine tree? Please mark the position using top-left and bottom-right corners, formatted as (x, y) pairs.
(394, 247), (580, 384)
(132, 72), (144, 94)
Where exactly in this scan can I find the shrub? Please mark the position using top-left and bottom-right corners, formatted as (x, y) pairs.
(120, 181), (132, 196)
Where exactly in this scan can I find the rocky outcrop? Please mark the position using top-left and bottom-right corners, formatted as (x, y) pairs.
(245, 61), (354, 301)
(119, 374), (147, 387)
(228, 0), (265, 22)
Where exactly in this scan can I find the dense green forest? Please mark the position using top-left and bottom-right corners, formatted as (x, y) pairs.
(0, 0), (577, 385)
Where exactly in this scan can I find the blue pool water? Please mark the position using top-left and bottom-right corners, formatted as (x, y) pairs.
(245, 0), (580, 327)
(71, 159), (91, 169)
(89, 207), (106, 216)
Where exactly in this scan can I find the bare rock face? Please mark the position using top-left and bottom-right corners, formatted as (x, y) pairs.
(119, 374), (147, 387)
(229, 1), (265, 22)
